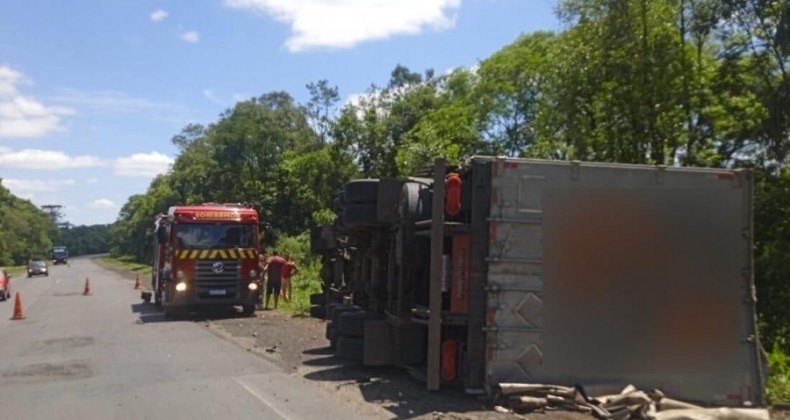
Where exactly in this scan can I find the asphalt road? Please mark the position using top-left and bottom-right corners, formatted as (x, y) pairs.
(0, 257), (369, 420)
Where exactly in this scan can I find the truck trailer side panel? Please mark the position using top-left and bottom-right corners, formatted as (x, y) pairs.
(483, 158), (762, 406)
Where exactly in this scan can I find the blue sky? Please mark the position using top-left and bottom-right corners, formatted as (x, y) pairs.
(0, 0), (559, 226)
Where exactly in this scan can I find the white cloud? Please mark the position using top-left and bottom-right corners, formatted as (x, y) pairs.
(0, 148), (105, 170)
(1, 178), (76, 192)
(224, 0), (461, 52)
(114, 151), (173, 177)
(150, 9), (168, 22)
(0, 65), (74, 138)
(85, 177), (98, 184)
(203, 89), (225, 106)
(0, 65), (28, 96)
(232, 93), (250, 102)
(48, 88), (185, 114)
(89, 198), (118, 209)
(179, 30), (200, 43)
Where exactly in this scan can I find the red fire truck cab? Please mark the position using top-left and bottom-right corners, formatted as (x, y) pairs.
(152, 203), (262, 317)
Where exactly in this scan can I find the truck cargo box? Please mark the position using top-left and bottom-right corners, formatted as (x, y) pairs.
(481, 157), (763, 406)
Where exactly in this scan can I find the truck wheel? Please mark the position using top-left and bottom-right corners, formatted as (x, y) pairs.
(338, 311), (385, 337)
(330, 304), (362, 324)
(335, 336), (363, 361)
(328, 327), (340, 349)
(241, 305), (256, 317)
(309, 293), (325, 306)
(344, 179), (379, 203)
(399, 182), (432, 220)
(163, 306), (179, 319)
(309, 305), (326, 319)
(342, 203), (377, 226)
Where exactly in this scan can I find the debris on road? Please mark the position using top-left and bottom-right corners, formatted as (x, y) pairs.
(495, 383), (769, 419)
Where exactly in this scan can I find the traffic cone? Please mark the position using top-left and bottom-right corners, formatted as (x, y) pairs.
(10, 292), (25, 320)
(134, 274), (142, 290)
(83, 278), (92, 296)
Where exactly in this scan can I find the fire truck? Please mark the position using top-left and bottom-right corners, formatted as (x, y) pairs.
(152, 203), (263, 317)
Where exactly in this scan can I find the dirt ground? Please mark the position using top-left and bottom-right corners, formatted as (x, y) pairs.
(99, 259), (786, 420)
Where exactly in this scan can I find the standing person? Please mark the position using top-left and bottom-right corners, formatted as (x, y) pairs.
(281, 256), (298, 302)
(263, 251), (287, 310)
(257, 252), (267, 309)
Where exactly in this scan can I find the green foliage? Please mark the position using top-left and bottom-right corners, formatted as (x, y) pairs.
(98, 255), (153, 277)
(0, 180), (55, 265)
(59, 225), (111, 256)
(767, 340), (790, 403)
(267, 231), (322, 316)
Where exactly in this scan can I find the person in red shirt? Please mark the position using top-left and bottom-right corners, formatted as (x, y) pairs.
(263, 251), (287, 310)
(281, 256), (298, 302)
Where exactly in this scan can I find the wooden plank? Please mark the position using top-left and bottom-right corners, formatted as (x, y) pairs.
(427, 158), (446, 391)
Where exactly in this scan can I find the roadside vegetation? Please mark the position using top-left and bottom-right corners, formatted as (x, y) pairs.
(98, 255), (153, 277)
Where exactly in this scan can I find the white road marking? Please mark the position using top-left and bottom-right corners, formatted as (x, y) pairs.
(234, 377), (292, 420)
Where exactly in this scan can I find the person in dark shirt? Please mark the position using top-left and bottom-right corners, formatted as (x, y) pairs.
(263, 251), (287, 310)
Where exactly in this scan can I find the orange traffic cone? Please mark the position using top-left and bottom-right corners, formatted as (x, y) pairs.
(10, 292), (25, 320)
(83, 278), (92, 296)
(134, 274), (142, 290)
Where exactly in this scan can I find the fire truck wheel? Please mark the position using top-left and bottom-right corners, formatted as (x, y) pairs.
(241, 305), (256, 317)
(163, 306), (179, 319)
(343, 179), (379, 204)
(342, 203), (377, 226)
(338, 311), (385, 337)
(335, 336), (363, 361)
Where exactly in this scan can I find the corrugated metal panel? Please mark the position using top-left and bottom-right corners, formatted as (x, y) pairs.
(484, 158), (762, 406)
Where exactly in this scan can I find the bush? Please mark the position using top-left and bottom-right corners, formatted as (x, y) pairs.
(266, 231), (323, 316)
(767, 339), (790, 404)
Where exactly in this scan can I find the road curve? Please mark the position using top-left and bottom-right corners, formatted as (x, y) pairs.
(0, 257), (369, 420)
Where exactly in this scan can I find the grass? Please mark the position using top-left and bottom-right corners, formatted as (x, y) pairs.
(5, 265), (27, 275)
(768, 340), (790, 405)
(98, 255), (153, 276)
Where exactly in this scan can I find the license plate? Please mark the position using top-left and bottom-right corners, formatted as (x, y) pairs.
(209, 289), (226, 296)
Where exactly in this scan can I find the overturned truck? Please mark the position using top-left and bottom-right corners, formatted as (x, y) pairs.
(310, 157), (765, 407)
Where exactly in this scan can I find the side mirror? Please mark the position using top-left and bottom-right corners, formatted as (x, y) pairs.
(156, 225), (169, 244)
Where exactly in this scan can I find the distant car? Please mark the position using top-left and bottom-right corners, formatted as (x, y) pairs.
(27, 260), (49, 278)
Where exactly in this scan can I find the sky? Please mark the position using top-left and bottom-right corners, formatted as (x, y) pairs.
(0, 0), (559, 226)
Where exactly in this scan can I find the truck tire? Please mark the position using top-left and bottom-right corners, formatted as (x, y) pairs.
(399, 182), (432, 220)
(342, 203), (377, 226)
(328, 327), (340, 349)
(328, 303), (356, 320)
(241, 304), (256, 317)
(309, 293), (325, 306)
(338, 311), (385, 337)
(163, 306), (180, 319)
(335, 336), (363, 361)
(309, 305), (326, 319)
(344, 179), (379, 203)
(330, 305), (362, 324)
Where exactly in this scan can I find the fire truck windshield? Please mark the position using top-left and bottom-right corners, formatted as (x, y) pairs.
(176, 223), (256, 249)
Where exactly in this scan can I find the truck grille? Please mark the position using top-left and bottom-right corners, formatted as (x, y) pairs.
(194, 259), (240, 299)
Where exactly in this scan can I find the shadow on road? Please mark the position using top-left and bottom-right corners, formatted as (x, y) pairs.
(130, 303), (257, 324)
(302, 359), (489, 419)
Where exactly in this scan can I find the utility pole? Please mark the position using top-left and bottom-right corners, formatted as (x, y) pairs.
(41, 204), (70, 230)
